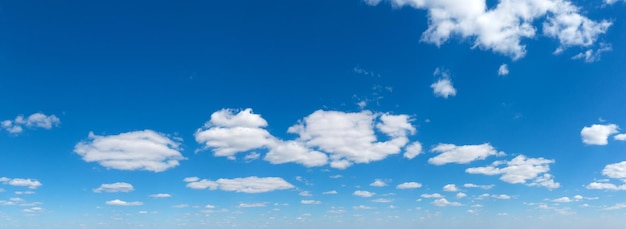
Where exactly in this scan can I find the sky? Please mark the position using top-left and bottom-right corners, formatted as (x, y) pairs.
(1, 0), (626, 228)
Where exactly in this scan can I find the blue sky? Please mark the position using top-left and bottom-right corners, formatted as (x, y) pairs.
(1, 0), (626, 228)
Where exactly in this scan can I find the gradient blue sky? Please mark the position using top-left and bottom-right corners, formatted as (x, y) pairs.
(1, 0), (626, 228)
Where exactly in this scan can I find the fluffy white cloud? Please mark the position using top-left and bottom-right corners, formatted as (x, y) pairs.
(195, 109), (417, 169)
(184, 176), (294, 193)
(105, 199), (143, 206)
(397, 182), (422, 189)
(443, 184), (459, 192)
(93, 182), (134, 193)
(586, 182), (625, 191)
(323, 190), (338, 194)
(404, 142), (423, 159)
(581, 124), (619, 145)
(372, 198), (393, 203)
(431, 78), (456, 98)
(22, 207), (44, 213)
(0, 177), (42, 189)
(366, 0), (611, 60)
(552, 197), (572, 203)
(585, 161), (626, 191)
(353, 205), (374, 210)
(432, 198), (462, 207)
(456, 192), (467, 198)
(149, 193), (172, 198)
(464, 183), (494, 190)
(604, 203), (626, 210)
(353, 190), (376, 197)
(301, 200), (321, 205)
(1, 113), (60, 134)
(498, 64), (509, 76)
(421, 193), (444, 199)
(615, 134), (626, 141)
(429, 143), (503, 165)
(466, 155), (559, 189)
(74, 130), (186, 172)
(492, 194), (511, 200)
(370, 179), (388, 187)
(299, 191), (312, 197)
(572, 43), (612, 63)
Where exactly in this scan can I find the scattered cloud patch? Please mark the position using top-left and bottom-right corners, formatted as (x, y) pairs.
(353, 190), (376, 198)
(372, 198), (393, 203)
(366, 0), (612, 60)
(299, 191), (312, 197)
(74, 130), (185, 172)
(432, 198), (462, 207)
(466, 155), (559, 189)
(464, 183), (495, 190)
(105, 199), (143, 206)
(404, 142), (423, 159)
(370, 179), (388, 187)
(396, 182), (422, 189)
(323, 190), (338, 195)
(615, 134), (626, 141)
(1, 113), (60, 134)
(443, 184), (459, 192)
(586, 161), (626, 191)
(149, 193), (172, 198)
(421, 193), (444, 199)
(301, 200), (321, 205)
(552, 197), (572, 203)
(353, 205), (374, 210)
(0, 177), (42, 189)
(93, 182), (134, 193)
(238, 202), (267, 208)
(429, 143), (504, 165)
(581, 124), (619, 145)
(184, 176), (294, 193)
(431, 68), (456, 98)
(572, 43), (612, 63)
(498, 64), (509, 76)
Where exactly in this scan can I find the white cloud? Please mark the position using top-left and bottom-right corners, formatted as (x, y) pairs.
(580, 124), (619, 145)
(1, 113), (60, 134)
(205, 204), (216, 209)
(299, 191), (312, 197)
(370, 179), (388, 187)
(443, 184), (459, 192)
(498, 64), (509, 76)
(184, 176), (294, 193)
(553, 197), (572, 203)
(243, 152), (260, 161)
(492, 194), (511, 200)
(14, 191), (35, 195)
(615, 134), (626, 141)
(0, 177), (42, 189)
(93, 182), (134, 193)
(238, 202), (268, 208)
(366, 0), (611, 60)
(323, 190), (338, 195)
(396, 182), (422, 189)
(603, 161), (626, 179)
(421, 193), (444, 199)
(466, 155), (559, 189)
(456, 192), (467, 199)
(301, 200), (321, 205)
(74, 130), (186, 172)
(23, 207), (44, 213)
(105, 199), (143, 206)
(586, 182), (625, 191)
(404, 142), (423, 159)
(372, 198), (393, 203)
(572, 43), (612, 63)
(353, 205), (374, 210)
(429, 143), (503, 165)
(149, 193), (172, 198)
(604, 0), (625, 4)
(604, 203), (626, 210)
(353, 190), (376, 197)
(431, 78), (456, 99)
(195, 109), (417, 169)
(432, 198), (462, 207)
(463, 183), (494, 190)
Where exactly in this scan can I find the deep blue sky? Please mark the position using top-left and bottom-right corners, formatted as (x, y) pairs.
(1, 0), (626, 228)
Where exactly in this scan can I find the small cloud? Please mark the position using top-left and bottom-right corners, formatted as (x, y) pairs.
(105, 199), (143, 206)
(1, 113), (60, 134)
(323, 190), (338, 195)
(238, 202), (267, 208)
(353, 190), (376, 198)
(396, 182), (422, 189)
(372, 198), (393, 203)
(149, 193), (172, 198)
(299, 191), (312, 197)
(581, 124), (619, 145)
(443, 184), (459, 192)
(421, 193), (444, 199)
(432, 198), (462, 207)
(93, 182), (134, 193)
(370, 179), (388, 187)
(498, 64), (509, 76)
(300, 200), (321, 205)
(353, 205), (374, 210)
(572, 43), (612, 63)
(552, 197), (572, 203)
(0, 177), (42, 189)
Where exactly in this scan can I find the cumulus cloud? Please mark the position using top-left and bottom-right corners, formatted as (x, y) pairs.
(456, 192), (467, 198)
(353, 190), (376, 197)
(432, 198), (462, 207)
(615, 134), (626, 141)
(195, 109), (418, 169)
(184, 176), (294, 193)
(404, 142), (423, 159)
(1, 113), (60, 134)
(586, 161), (626, 191)
(105, 199), (143, 206)
(238, 202), (267, 208)
(498, 64), (509, 76)
(93, 182), (134, 193)
(431, 69), (456, 99)
(149, 193), (172, 198)
(466, 155), (559, 189)
(323, 190), (338, 194)
(0, 177), (42, 189)
(552, 197), (572, 203)
(366, 0), (611, 60)
(581, 124), (619, 145)
(421, 193), (444, 199)
(74, 130), (186, 172)
(301, 200), (321, 205)
(370, 179), (388, 187)
(443, 184), (459, 192)
(464, 183), (494, 190)
(396, 182), (422, 189)
(429, 143), (504, 165)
